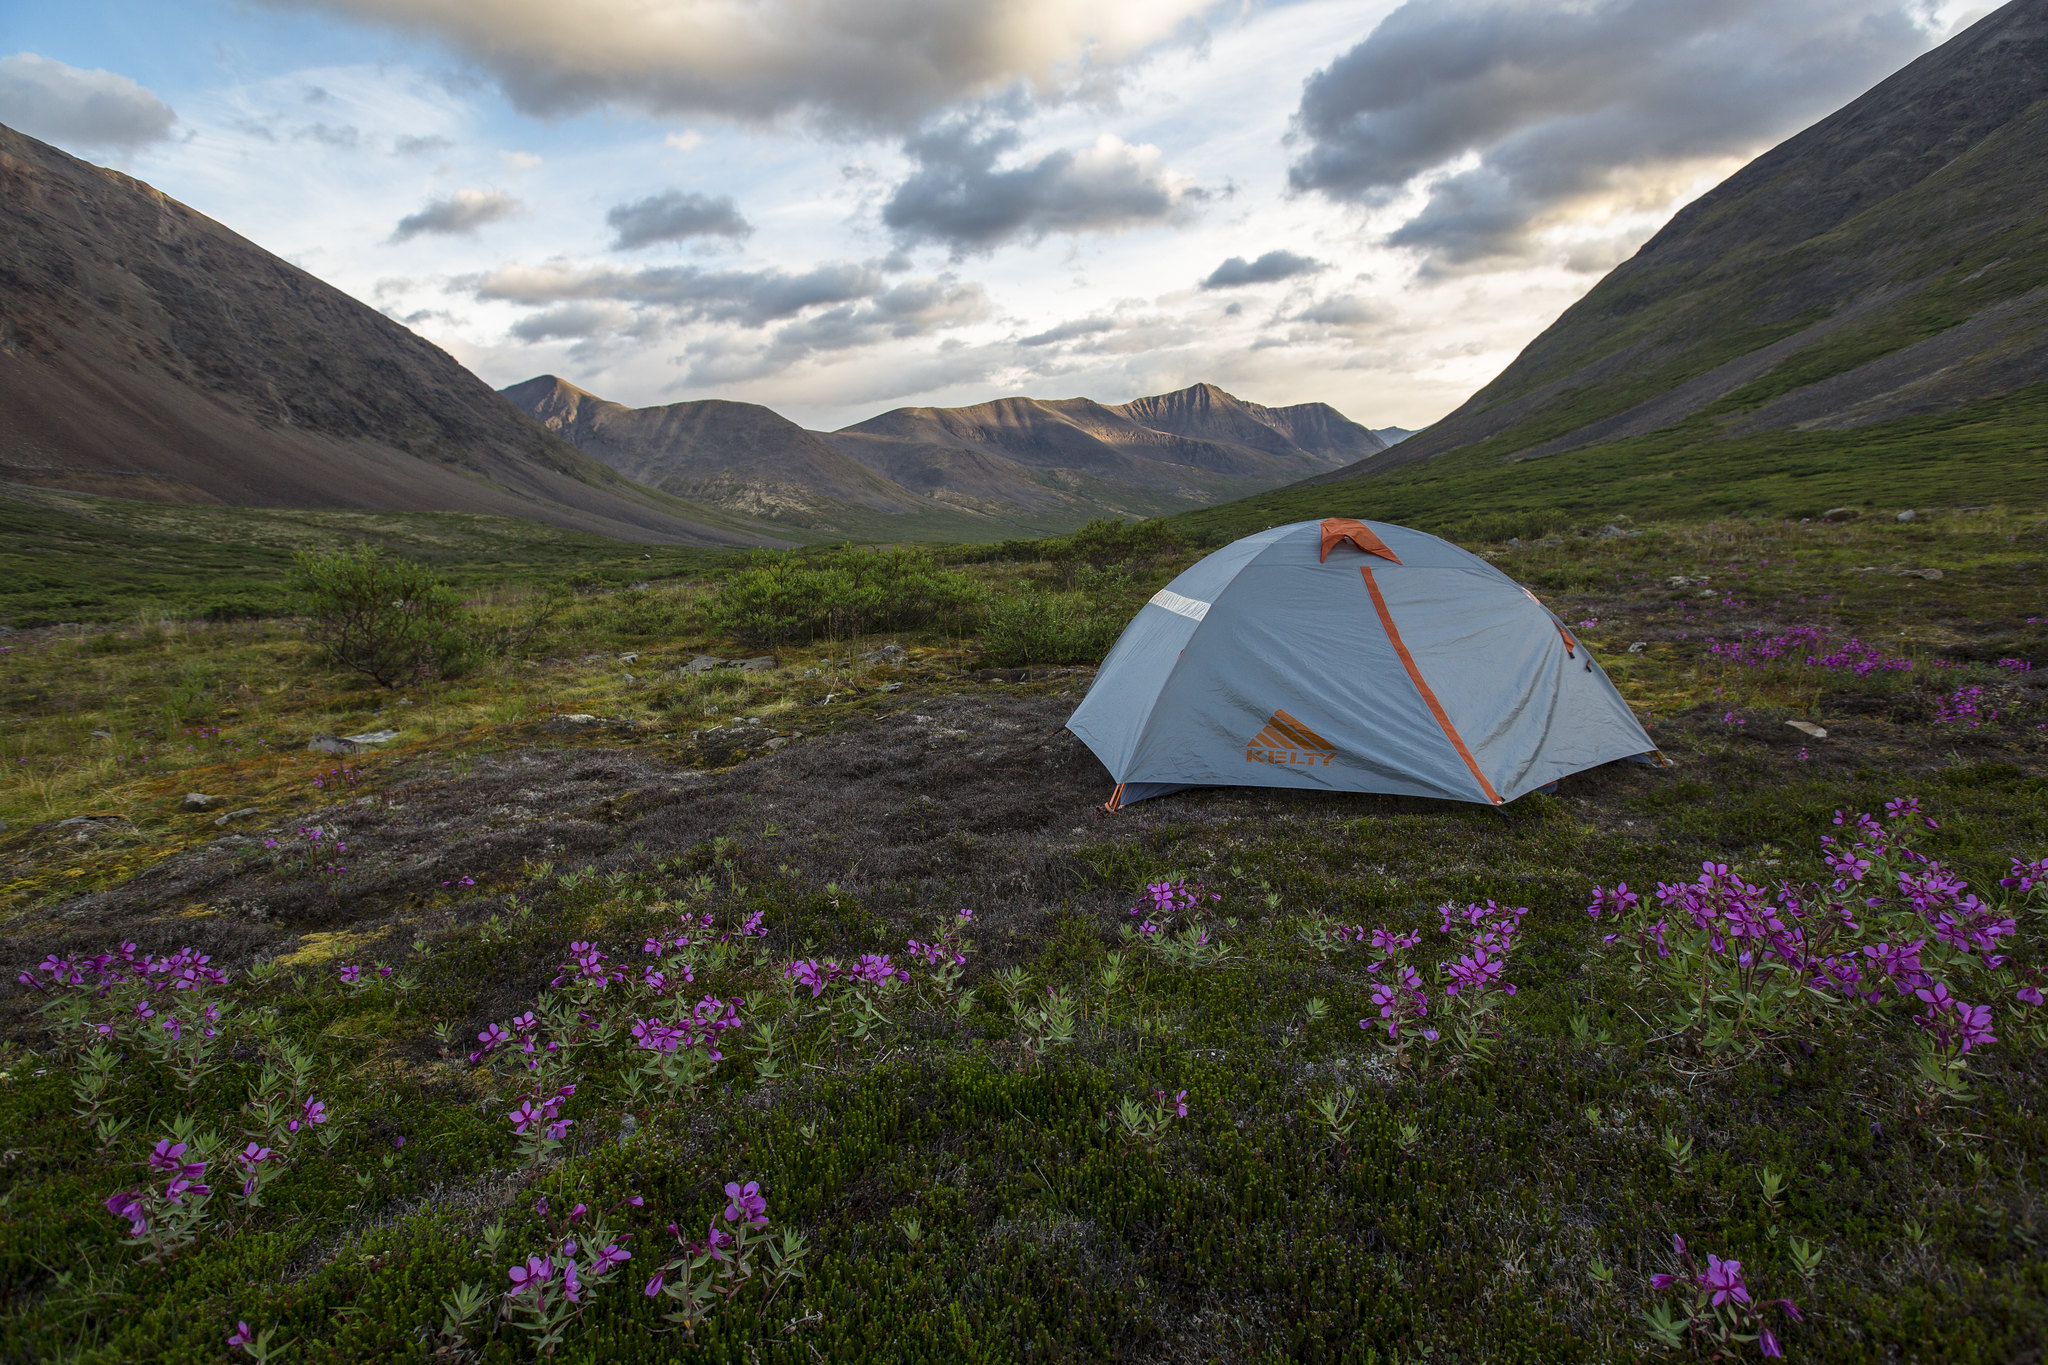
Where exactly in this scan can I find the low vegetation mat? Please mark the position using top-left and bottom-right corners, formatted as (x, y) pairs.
(1, 505), (2044, 1362)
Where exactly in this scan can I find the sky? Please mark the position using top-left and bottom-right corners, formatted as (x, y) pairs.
(0, 0), (1993, 431)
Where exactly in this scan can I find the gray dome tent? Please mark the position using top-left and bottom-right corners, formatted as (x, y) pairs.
(1067, 518), (1657, 810)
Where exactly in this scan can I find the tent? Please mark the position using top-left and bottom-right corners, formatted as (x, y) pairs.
(1066, 518), (1657, 809)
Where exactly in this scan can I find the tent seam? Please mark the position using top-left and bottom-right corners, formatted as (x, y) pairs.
(1358, 566), (1504, 805)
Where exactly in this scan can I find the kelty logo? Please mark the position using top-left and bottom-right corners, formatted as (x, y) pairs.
(1246, 710), (1337, 766)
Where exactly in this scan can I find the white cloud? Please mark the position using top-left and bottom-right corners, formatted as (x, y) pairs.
(256, 0), (1221, 128)
(0, 53), (177, 151)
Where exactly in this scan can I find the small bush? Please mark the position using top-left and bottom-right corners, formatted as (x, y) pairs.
(981, 590), (1124, 667)
(288, 543), (471, 688)
(706, 549), (983, 645)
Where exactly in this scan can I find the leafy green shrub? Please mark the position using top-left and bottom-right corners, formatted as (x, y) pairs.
(706, 549), (983, 644)
(981, 589), (1124, 666)
(288, 543), (471, 687)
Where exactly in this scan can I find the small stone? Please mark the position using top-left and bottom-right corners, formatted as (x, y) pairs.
(341, 729), (401, 746)
(879, 682), (902, 692)
(91, 728), (112, 739)
(213, 807), (262, 826)
(1786, 720), (1827, 739)
(679, 655), (729, 674)
(1627, 641), (1647, 654)
(766, 736), (788, 751)
(1819, 507), (1859, 522)
(621, 672), (637, 683)
(802, 668), (819, 678)
(738, 656), (777, 672)
(1505, 537), (1523, 547)
(306, 735), (357, 754)
(1897, 568), (1943, 581)
(556, 713), (602, 725)
(619, 652), (639, 663)
(1896, 509), (1916, 522)
(181, 793), (219, 811)
(617, 1113), (638, 1146)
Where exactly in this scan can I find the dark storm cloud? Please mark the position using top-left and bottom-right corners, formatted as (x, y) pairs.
(882, 119), (1193, 252)
(391, 189), (523, 241)
(1288, 0), (1931, 266)
(0, 53), (176, 150)
(1200, 249), (1324, 289)
(605, 189), (753, 250)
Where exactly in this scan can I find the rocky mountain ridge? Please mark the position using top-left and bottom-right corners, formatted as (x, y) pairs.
(503, 376), (1384, 535)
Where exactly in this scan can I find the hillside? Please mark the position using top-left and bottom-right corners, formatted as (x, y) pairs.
(1189, 0), (2048, 542)
(507, 377), (1379, 537)
(0, 123), (789, 547)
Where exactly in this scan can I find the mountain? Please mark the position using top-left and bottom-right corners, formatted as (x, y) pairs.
(504, 378), (1380, 536)
(1373, 427), (1417, 446)
(1314, 0), (2048, 486)
(503, 376), (921, 522)
(0, 122), (788, 546)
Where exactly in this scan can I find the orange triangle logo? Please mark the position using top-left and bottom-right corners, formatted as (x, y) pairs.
(1246, 709), (1337, 767)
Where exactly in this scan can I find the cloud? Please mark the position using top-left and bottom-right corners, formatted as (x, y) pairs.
(294, 122), (360, 148)
(1200, 249), (1324, 289)
(508, 301), (638, 342)
(1288, 0), (1932, 268)
(883, 120), (1197, 251)
(1020, 315), (1117, 346)
(0, 53), (176, 151)
(606, 189), (753, 250)
(393, 133), (452, 156)
(256, 0), (1215, 129)
(391, 189), (524, 241)
(471, 259), (881, 326)
(1292, 294), (1392, 327)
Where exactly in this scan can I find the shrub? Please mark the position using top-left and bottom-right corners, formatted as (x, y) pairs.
(980, 589), (1124, 667)
(706, 549), (983, 645)
(288, 543), (471, 688)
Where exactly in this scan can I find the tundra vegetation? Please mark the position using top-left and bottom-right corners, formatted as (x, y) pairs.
(1, 493), (2045, 1361)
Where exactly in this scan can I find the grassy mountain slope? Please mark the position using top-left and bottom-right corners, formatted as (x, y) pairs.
(1181, 0), (2048, 544)
(0, 124), (789, 548)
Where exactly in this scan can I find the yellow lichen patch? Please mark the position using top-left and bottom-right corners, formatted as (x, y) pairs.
(178, 903), (219, 918)
(278, 928), (388, 966)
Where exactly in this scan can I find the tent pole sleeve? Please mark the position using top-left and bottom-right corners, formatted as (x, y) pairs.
(1359, 567), (1504, 805)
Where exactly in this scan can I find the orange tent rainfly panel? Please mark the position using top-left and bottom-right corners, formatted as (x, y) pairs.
(1319, 517), (1402, 564)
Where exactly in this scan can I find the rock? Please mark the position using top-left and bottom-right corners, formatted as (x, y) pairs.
(738, 656), (777, 672)
(629, 580), (651, 590)
(213, 807), (261, 826)
(1897, 568), (1943, 581)
(879, 682), (903, 693)
(618, 652), (639, 663)
(863, 644), (907, 663)
(0, 624), (15, 635)
(679, 655), (729, 674)
(765, 736), (788, 751)
(621, 672), (637, 683)
(1505, 537), (1523, 547)
(1627, 642), (1647, 654)
(556, 713), (602, 725)
(1597, 524), (1640, 539)
(306, 735), (358, 754)
(801, 668), (819, 678)
(1819, 507), (1859, 522)
(56, 814), (123, 828)
(181, 793), (219, 811)
(90, 728), (112, 739)
(1786, 720), (1828, 739)
(340, 729), (401, 746)
(1896, 509), (1916, 522)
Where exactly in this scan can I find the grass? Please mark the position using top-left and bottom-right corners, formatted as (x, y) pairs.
(1, 507), (2045, 1361)
(1170, 382), (2048, 548)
